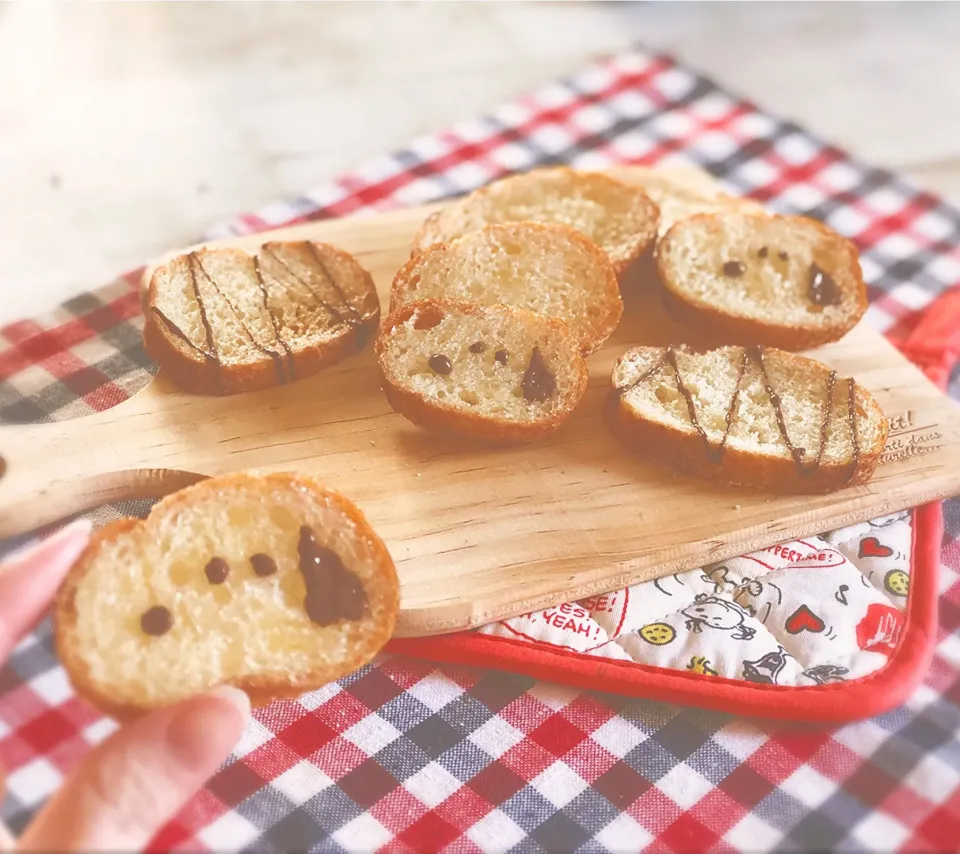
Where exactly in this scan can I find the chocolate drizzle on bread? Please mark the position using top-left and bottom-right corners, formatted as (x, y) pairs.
(612, 345), (885, 491)
(253, 255), (297, 382)
(145, 242), (380, 395)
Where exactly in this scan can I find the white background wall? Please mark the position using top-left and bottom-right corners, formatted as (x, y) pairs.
(2, 1), (958, 324)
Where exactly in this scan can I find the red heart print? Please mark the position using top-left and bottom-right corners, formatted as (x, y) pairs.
(859, 537), (894, 559)
(785, 605), (825, 635)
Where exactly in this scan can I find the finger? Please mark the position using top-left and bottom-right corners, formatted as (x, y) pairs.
(19, 686), (250, 852)
(0, 519), (91, 662)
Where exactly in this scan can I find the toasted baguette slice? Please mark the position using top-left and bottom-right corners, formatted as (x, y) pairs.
(610, 345), (887, 493)
(656, 212), (867, 350)
(392, 222), (622, 354)
(144, 241), (380, 395)
(54, 473), (399, 719)
(412, 168), (660, 275)
(375, 299), (588, 442)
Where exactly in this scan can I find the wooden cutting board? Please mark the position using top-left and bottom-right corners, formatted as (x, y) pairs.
(2, 166), (959, 637)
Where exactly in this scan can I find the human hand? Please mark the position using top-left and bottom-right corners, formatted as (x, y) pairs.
(0, 520), (250, 852)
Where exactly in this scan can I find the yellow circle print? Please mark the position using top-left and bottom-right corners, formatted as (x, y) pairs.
(884, 569), (909, 597)
(639, 622), (676, 645)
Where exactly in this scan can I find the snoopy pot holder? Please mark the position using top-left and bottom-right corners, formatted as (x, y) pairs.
(392, 504), (941, 722)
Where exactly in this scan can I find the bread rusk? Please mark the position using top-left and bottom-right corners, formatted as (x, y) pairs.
(391, 222), (622, 354)
(54, 473), (399, 719)
(411, 167), (660, 275)
(610, 345), (887, 493)
(375, 298), (588, 442)
(144, 241), (381, 395)
(655, 212), (867, 350)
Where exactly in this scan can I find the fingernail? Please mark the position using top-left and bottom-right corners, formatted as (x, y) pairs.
(208, 685), (251, 719)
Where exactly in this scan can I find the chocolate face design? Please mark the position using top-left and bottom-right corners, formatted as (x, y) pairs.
(521, 347), (557, 402)
(141, 605), (173, 637)
(428, 353), (453, 375)
(297, 526), (369, 626)
(719, 249), (839, 311)
(140, 527), (370, 638)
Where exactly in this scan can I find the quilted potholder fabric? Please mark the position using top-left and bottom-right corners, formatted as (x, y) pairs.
(478, 514), (913, 686)
(2, 46), (960, 853)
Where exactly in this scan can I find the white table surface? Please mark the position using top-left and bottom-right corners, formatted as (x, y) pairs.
(1, 1), (958, 326)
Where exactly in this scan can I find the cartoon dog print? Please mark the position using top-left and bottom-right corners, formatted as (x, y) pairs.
(681, 594), (756, 640)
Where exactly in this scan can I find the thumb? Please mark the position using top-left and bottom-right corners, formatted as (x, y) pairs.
(18, 686), (250, 852)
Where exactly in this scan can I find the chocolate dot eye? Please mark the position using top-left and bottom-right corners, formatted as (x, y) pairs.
(428, 353), (452, 375)
(204, 556), (230, 584)
(494, 349), (509, 365)
(469, 340), (486, 354)
(722, 260), (746, 277)
(779, 251), (789, 261)
(250, 553), (277, 577)
(758, 246), (768, 258)
(141, 605), (173, 637)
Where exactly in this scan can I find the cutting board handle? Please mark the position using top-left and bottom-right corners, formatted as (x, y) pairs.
(0, 456), (205, 538)
(0, 378), (207, 538)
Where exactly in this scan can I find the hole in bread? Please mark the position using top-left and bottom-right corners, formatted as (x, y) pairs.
(503, 242), (522, 257)
(409, 274), (421, 288)
(459, 390), (480, 406)
(412, 304), (444, 330)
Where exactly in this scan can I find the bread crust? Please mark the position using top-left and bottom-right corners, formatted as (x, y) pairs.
(391, 222), (623, 355)
(655, 213), (868, 351)
(608, 347), (888, 494)
(410, 167), (660, 277)
(375, 299), (589, 442)
(144, 243), (381, 396)
(54, 473), (399, 720)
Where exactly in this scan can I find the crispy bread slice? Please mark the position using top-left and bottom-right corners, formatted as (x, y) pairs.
(610, 345), (887, 493)
(144, 241), (380, 395)
(655, 212), (867, 350)
(54, 473), (399, 719)
(375, 298), (588, 442)
(392, 222), (622, 354)
(411, 167), (660, 275)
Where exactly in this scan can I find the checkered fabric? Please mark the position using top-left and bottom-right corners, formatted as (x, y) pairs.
(3, 47), (960, 852)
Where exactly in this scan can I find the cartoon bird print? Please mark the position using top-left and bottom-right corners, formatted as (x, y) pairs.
(686, 656), (718, 676)
(682, 594), (756, 640)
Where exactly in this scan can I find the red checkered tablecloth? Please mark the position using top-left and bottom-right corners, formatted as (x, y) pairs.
(3, 47), (960, 852)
